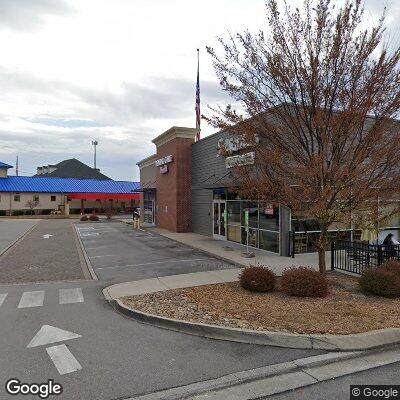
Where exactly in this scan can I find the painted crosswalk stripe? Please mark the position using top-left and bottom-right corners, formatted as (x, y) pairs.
(0, 293), (7, 307)
(59, 288), (84, 304)
(18, 291), (45, 308)
(46, 344), (82, 375)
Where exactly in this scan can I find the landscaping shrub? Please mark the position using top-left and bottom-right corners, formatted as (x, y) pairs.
(281, 267), (328, 297)
(239, 265), (276, 292)
(380, 260), (400, 276)
(41, 209), (52, 215)
(359, 268), (400, 297)
(12, 210), (25, 216)
(80, 215), (88, 221)
(89, 214), (99, 221)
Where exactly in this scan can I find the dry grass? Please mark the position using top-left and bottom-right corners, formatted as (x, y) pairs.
(122, 273), (400, 335)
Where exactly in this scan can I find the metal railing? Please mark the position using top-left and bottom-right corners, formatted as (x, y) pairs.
(288, 231), (296, 258)
(331, 240), (400, 274)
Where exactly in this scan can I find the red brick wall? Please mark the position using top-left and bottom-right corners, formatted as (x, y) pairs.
(156, 137), (193, 232)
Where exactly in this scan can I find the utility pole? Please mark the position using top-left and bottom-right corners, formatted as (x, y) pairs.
(92, 140), (98, 170)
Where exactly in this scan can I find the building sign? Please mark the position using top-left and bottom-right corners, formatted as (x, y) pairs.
(264, 204), (274, 215)
(225, 152), (255, 169)
(155, 155), (173, 167)
(217, 136), (259, 156)
(159, 165), (168, 174)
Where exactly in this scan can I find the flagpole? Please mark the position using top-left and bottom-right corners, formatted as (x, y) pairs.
(195, 48), (201, 141)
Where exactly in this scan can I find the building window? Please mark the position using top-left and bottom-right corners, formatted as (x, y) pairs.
(51, 196), (56, 202)
(14, 194), (20, 202)
(213, 188), (226, 200)
(33, 195), (39, 202)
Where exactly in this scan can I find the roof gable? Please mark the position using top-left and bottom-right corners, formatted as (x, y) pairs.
(0, 161), (13, 169)
(35, 158), (111, 180)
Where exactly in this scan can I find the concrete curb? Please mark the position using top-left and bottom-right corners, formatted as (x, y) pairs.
(73, 224), (98, 281)
(0, 222), (38, 259)
(111, 298), (400, 351)
(122, 352), (360, 400)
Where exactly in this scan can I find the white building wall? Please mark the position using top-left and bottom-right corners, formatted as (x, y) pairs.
(0, 192), (138, 214)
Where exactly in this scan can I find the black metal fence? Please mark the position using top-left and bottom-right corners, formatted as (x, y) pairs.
(331, 240), (400, 274)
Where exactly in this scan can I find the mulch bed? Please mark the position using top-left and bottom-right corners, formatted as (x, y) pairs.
(121, 272), (400, 335)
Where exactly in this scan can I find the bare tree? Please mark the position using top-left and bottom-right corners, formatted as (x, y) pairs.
(26, 200), (39, 215)
(206, 0), (400, 273)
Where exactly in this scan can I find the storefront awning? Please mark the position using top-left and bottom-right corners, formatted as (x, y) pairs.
(68, 193), (140, 200)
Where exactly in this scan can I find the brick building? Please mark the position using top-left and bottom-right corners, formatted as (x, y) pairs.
(137, 126), (400, 256)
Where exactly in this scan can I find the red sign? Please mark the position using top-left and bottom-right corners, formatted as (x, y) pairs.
(264, 204), (274, 215)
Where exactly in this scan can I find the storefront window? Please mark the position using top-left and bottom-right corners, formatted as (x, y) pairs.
(241, 227), (258, 248)
(227, 201), (240, 224)
(215, 198), (281, 253)
(259, 203), (279, 231)
(259, 230), (279, 252)
(241, 201), (259, 228)
(227, 201), (241, 243)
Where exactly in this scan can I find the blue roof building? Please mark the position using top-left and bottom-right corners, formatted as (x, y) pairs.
(0, 161), (140, 215)
(0, 176), (140, 194)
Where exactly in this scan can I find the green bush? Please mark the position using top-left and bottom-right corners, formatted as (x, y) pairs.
(12, 210), (25, 216)
(239, 265), (276, 292)
(41, 209), (52, 215)
(281, 267), (328, 297)
(359, 268), (400, 297)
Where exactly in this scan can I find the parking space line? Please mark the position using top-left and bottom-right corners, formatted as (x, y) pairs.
(97, 258), (208, 270)
(59, 288), (84, 304)
(0, 293), (7, 307)
(18, 291), (45, 308)
(89, 254), (115, 258)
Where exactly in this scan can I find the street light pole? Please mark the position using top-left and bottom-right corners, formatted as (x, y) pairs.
(92, 140), (98, 169)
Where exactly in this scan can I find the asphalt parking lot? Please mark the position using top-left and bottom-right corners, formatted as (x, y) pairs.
(75, 221), (235, 283)
(0, 219), (88, 284)
(0, 219), (37, 254)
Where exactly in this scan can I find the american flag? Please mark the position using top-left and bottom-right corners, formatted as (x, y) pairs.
(195, 49), (201, 141)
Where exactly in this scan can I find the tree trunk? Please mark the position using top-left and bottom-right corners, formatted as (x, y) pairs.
(318, 247), (326, 274)
(317, 226), (328, 274)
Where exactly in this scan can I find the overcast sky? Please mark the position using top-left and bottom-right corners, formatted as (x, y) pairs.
(0, 0), (398, 181)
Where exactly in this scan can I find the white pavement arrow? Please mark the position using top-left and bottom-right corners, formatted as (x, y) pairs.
(27, 325), (81, 348)
(43, 234), (53, 239)
(27, 325), (82, 375)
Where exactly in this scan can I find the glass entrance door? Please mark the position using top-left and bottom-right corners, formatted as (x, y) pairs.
(213, 201), (227, 240)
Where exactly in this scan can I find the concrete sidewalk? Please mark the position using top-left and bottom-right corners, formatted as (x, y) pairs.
(103, 268), (241, 300)
(150, 228), (330, 274)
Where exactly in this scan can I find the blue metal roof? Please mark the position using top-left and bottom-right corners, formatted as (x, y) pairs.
(0, 162), (13, 169)
(0, 176), (140, 194)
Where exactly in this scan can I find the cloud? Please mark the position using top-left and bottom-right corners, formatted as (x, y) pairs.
(0, 0), (73, 31)
(1, 0), (394, 182)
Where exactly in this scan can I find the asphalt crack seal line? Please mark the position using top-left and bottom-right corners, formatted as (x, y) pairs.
(120, 346), (400, 400)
